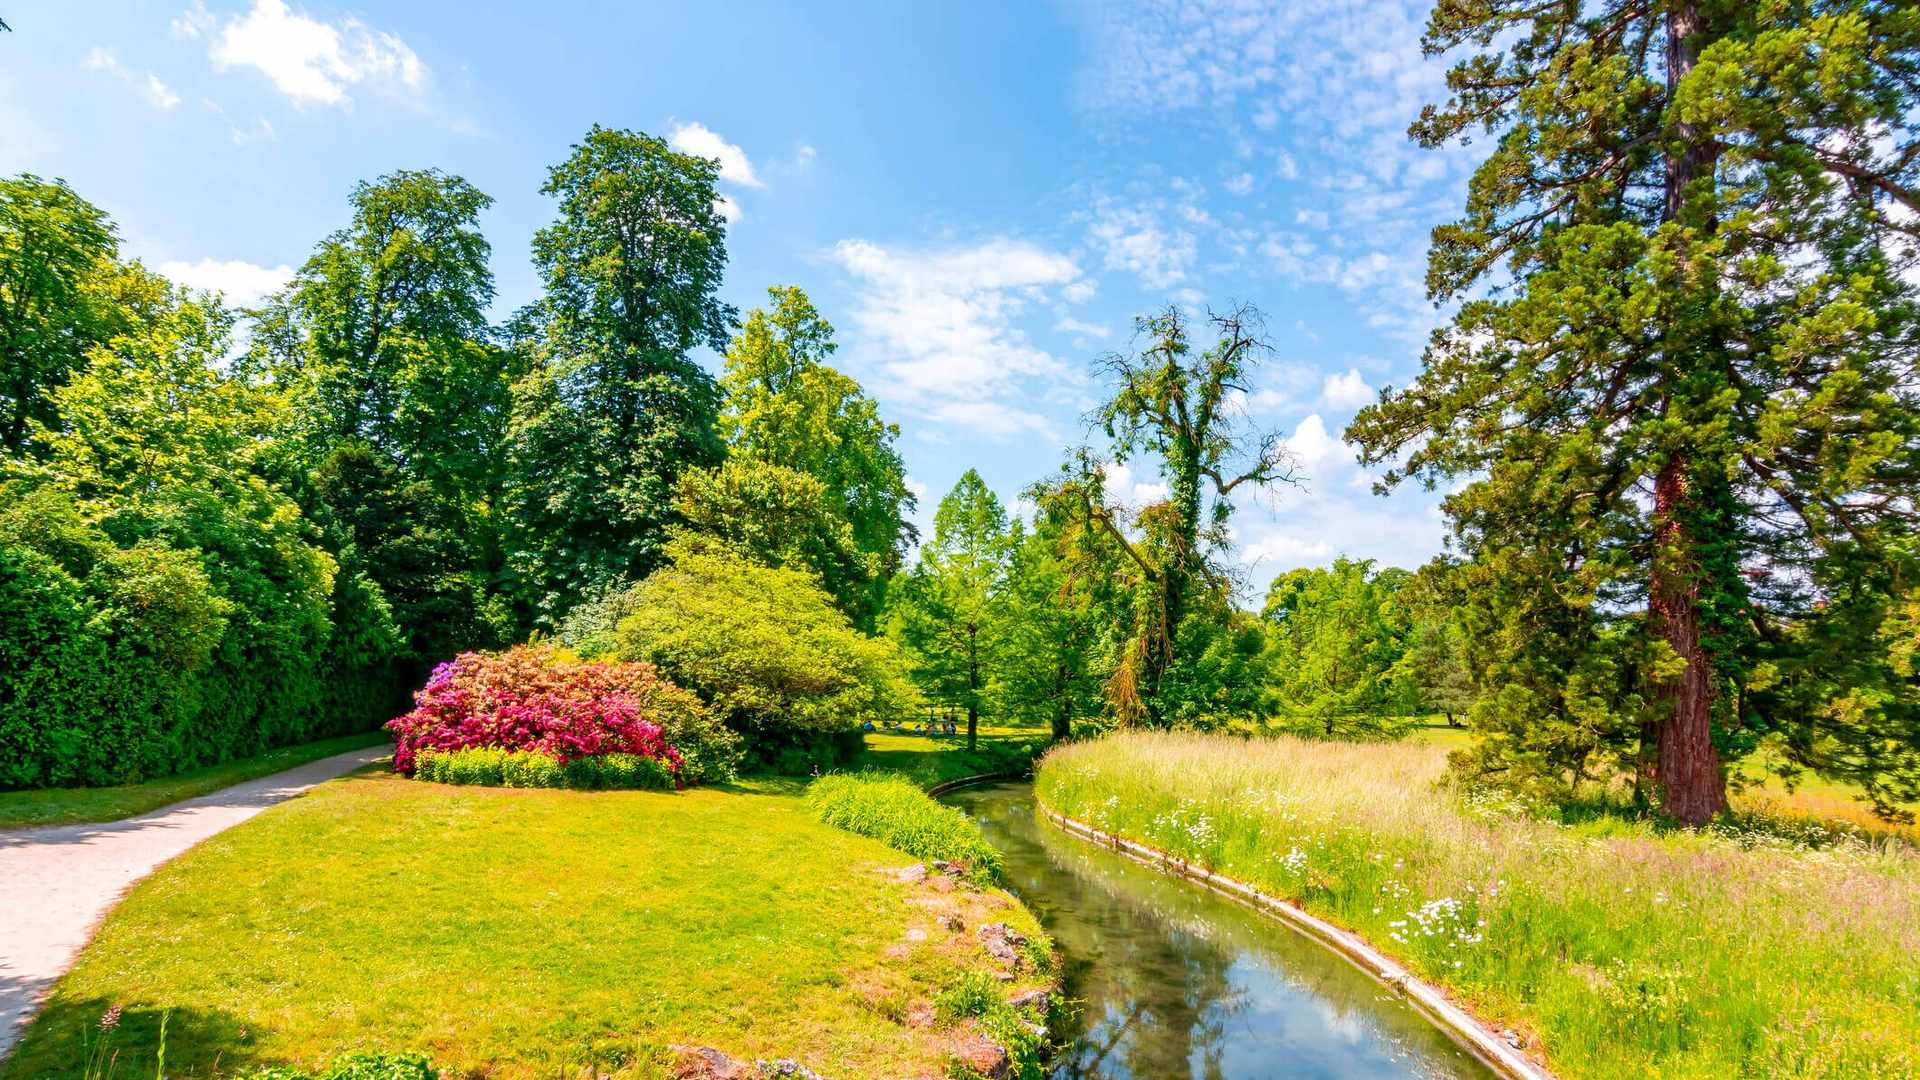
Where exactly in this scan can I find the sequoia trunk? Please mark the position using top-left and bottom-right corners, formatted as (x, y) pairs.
(1650, 0), (1728, 826)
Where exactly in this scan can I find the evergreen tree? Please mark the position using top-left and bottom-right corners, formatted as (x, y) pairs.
(1350, 0), (1920, 822)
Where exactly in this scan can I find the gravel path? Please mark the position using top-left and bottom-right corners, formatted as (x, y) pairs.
(0, 745), (390, 1059)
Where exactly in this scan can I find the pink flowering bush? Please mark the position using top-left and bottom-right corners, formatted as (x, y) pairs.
(386, 645), (740, 784)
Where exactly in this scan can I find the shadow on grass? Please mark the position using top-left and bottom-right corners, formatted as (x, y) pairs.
(4, 995), (275, 1079)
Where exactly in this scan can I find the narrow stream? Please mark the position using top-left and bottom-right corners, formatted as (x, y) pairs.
(944, 782), (1497, 1080)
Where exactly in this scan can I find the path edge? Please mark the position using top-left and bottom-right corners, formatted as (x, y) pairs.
(1036, 798), (1557, 1080)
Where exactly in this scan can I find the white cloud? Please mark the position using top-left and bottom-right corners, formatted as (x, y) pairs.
(83, 48), (180, 111)
(1283, 413), (1347, 470)
(1321, 367), (1375, 409)
(1242, 532), (1335, 566)
(230, 115), (277, 144)
(831, 236), (1084, 443)
(1294, 208), (1329, 228)
(1055, 315), (1111, 339)
(668, 121), (763, 188)
(794, 143), (818, 170)
(209, 0), (427, 108)
(143, 75), (182, 110)
(1088, 199), (1195, 289)
(172, 1), (214, 38)
(713, 194), (741, 224)
(158, 258), (295, 307)
(1223, 172), (1254, 195)
(1103, 461), (1171, 506)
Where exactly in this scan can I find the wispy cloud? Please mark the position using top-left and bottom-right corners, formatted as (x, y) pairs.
(831, 237), (1086, 443)
(84, 48), (181, 111)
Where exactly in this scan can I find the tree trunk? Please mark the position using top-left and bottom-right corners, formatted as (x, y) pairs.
(1650, 456), (1727, 825)
(1648, 0), (1728, 827)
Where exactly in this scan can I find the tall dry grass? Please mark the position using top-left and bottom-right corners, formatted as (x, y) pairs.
(1035, 732), (1920, 1080)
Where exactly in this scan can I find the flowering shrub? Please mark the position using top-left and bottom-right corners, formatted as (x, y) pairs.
(386, 645), (740, 784)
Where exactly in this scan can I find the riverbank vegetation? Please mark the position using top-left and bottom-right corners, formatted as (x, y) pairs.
(1037, 733), (1920, 1079)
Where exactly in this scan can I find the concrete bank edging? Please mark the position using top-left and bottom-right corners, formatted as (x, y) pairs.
(1035, 800), (1556, 1080)
(924, 770), (1027, 797)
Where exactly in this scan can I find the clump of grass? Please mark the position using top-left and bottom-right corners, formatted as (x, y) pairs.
(933, 971), (1046, 1080)
(808, 772), (1003, 882)
(1035, 732), (1920, 1080)
(412, 748), (673, 790)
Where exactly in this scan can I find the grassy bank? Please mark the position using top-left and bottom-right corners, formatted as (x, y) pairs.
(0, 732), (387, 830)
(3, 768), (1051, 1078)
(1035, 732), (1920, 1080)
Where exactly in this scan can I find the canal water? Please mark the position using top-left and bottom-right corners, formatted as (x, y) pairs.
(943, 782), (1497, 1080)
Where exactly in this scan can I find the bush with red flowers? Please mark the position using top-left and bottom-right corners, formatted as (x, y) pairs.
(385, 645), (740, 784)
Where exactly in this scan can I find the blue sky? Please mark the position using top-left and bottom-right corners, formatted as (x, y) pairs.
(2, 0), (1484, 595)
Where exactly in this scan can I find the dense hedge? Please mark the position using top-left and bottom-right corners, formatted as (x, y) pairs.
(807, 772), (1002, 882)
(0, 484), (405, 789)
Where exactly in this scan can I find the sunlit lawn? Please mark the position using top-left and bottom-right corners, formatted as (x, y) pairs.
(2, 766), (1048, 1079)
(0, 732), (387, 831)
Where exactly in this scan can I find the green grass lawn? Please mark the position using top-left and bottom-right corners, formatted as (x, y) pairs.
(846, 721), (1050, 788)
(2, 767), (1051, 1079)
(0, 732), (388, 830)
(1036, 732), (1920, 1080)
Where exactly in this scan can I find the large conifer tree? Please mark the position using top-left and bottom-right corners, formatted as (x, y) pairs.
(1352, 0), (1920, 822)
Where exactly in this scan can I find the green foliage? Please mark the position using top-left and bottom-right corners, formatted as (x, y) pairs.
(933, 970), (1049, 1080)
(807, 772), (1002, 883)
(888, 470), (1011, 750)
(1352, 0), (1920, 822)
(671, 456), (874, 613)
(719, 285), (914, 629)
(243, 1052), (437, 1080)
(506, 126), (734, 623)
(1037, 305), (1293, 728)
(1262, 558), (1417, 737)
(412, 747), (673, 791)
(989, 505), (1115, 739)
(246, 169), (517, 663)
(0, 174), (149, 456)
(580, 544), (914, 771)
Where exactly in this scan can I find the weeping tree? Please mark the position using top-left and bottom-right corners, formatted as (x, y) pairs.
(1049, 304), (1295, 727)
(1351, 0), (1920, 823)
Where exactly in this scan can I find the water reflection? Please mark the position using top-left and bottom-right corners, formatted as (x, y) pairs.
(946, 783), (1495, 1080)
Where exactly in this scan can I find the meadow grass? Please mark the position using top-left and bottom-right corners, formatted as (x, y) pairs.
(0, 732), (387, 830)
(1035, 732), (1920, 1080)
(2, 768), (1050, 1079)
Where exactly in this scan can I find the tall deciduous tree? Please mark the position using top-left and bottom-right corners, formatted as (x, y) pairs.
(1, 174), (161, 455)
(508, 127), (735, 622)
(1351, 0), (1920, 822)
(889, 469), (1011, 750)
(1049, 304), (1294, 726)
(719, 285), (914, 629)
(248, 169), (516, 660)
